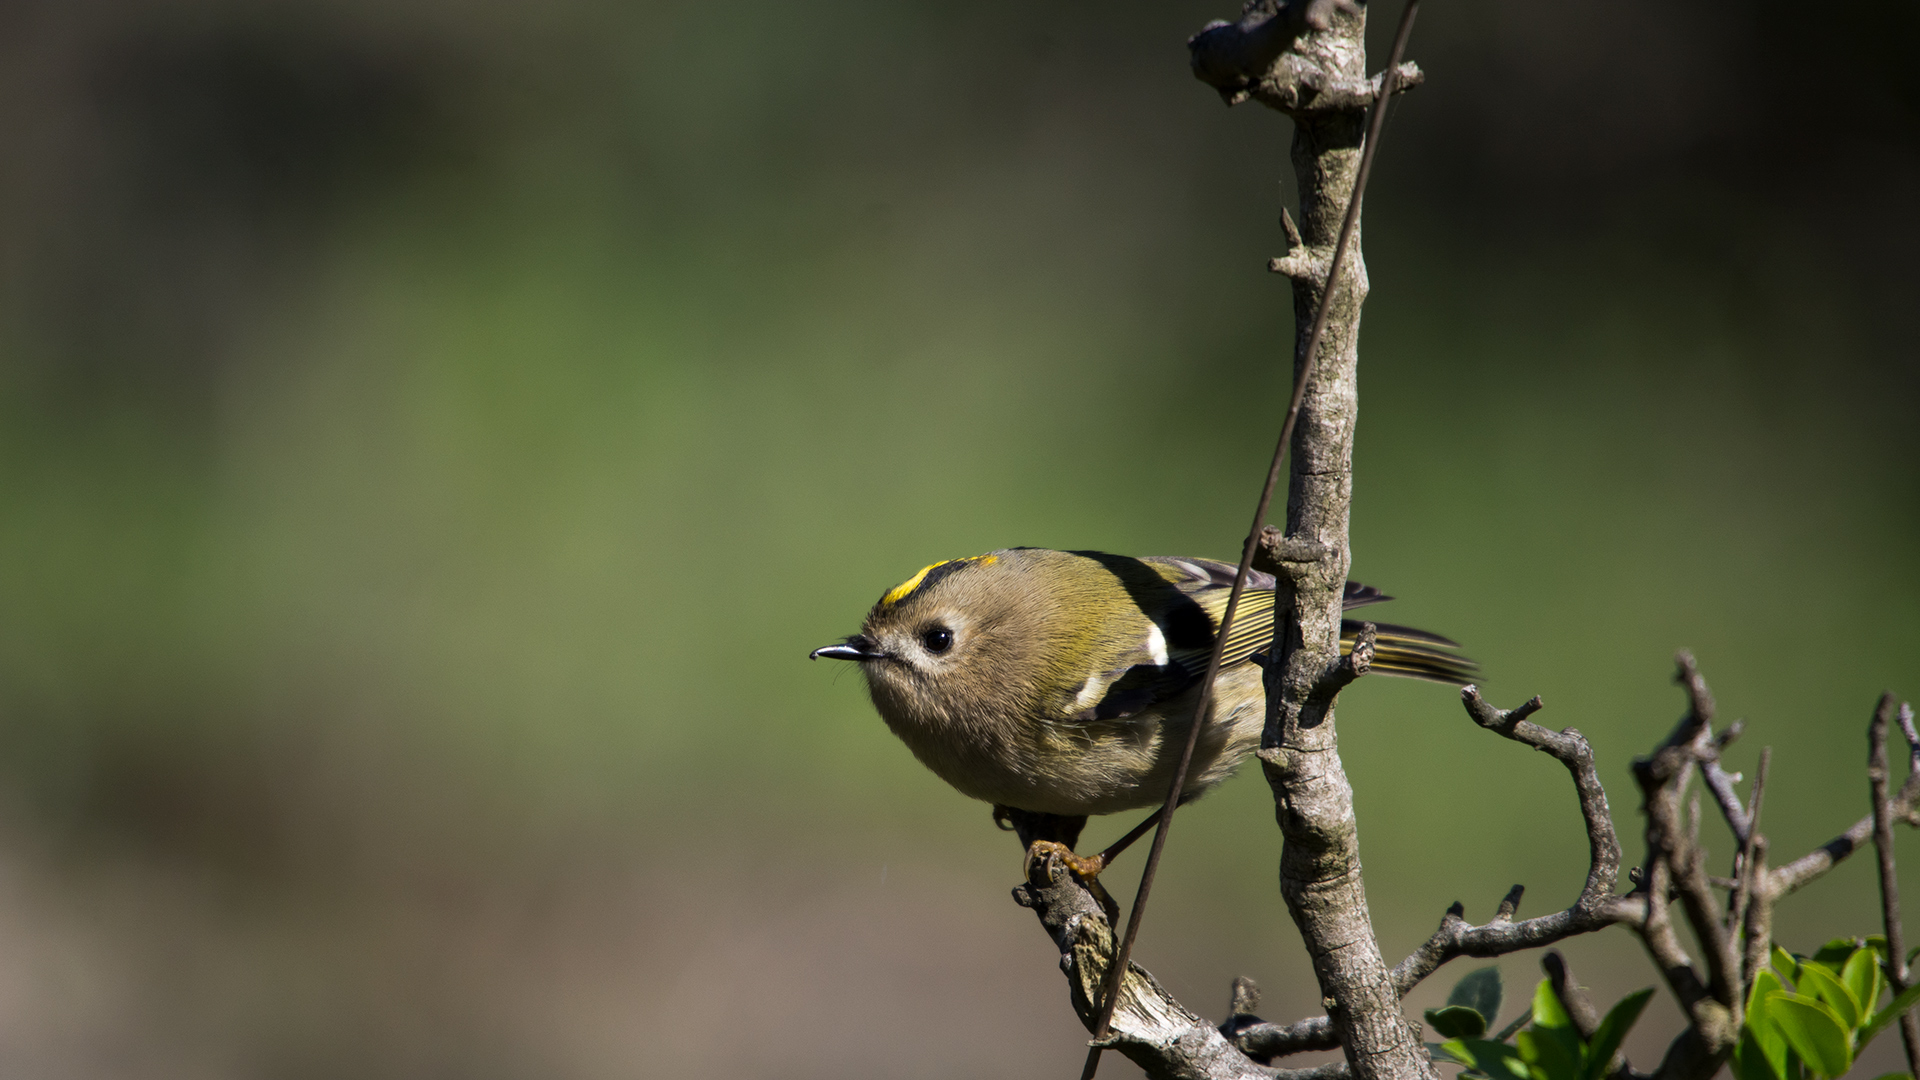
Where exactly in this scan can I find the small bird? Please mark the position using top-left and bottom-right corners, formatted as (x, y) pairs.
(810, 548), (1472, 873)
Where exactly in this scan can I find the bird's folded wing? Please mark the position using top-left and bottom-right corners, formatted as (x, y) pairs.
(1062, 557), (1477, 725)
(1177, 579), (1478, 686)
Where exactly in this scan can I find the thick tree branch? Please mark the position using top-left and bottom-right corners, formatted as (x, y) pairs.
(1014, 847), (1273, 1080)
(1186, 4), (1439, 1079)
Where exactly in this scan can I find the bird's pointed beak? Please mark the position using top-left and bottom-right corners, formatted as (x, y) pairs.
(810, 634), (887, 662)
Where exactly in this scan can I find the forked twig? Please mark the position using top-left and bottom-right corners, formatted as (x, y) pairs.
(1393, 689), (1630, 991)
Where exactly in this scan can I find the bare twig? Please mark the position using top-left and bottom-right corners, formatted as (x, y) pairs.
(1675, 651), (1716, 732)
(1219, 975), (1342, 1062)
(1217, 976), (1343, 1063)
(1898, 702), (1920, 763)
(1741, 838), (1774, 1006)
(1725, 748), (1768, 954)
(1868, 695), (1920, 1079)
(1226, 1015), (1341, 1063)
(1406, 661), (1910, 1080)
(1702, 761), (1751, 846)
(1543, 951), (1602, 1040)
(1392, 689), (1628, 991)
(1230, 975), (1261, 1017)
(1628, 657), (1739, 1047)
(1768, 740), (1920, 897)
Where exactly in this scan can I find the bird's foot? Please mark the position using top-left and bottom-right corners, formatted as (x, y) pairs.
(1026, 840), (1120, 924)
(1026, 840), (1109, 881)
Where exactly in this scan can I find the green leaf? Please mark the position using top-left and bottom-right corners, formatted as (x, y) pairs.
(1799, 959), (1841, 982)
(1796, 961), (1864, 1030)
(1446, 1038), (1533, 1080)
(1584, 988), (1655, 1080)
(1523, 981), (1589, 1080)
(1813, 939), (1863, 969)
(1428, 1041), (1469, 1065)
(1861, 981), (1920, 1049)
(1746, 970), (1792, 1080)
(1863, 1073), (1913, 1080)
(1518, 1028), (1585, 1080)
(1775, 946), (1802, 987)
(1533, 977), (1575, 1031)
(1769, 992), (1855, 1078)
(1451, 967), (1505, 1030)
(1428, 1005), (1490, 1040)
(1842, 948), (1880, 1021)
(1732, 1027), (1785, 1080)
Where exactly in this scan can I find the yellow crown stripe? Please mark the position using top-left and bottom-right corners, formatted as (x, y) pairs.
(880, 554), (998, 606)
(882, 562), (947, 606)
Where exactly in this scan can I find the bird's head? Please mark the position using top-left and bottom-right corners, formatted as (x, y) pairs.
(810, 550), (1117, 737)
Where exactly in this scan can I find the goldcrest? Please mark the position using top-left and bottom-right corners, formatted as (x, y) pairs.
(811, 548), (1471, 819)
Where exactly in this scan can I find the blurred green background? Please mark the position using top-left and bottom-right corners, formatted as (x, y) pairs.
(0, 0), (1914, 1076)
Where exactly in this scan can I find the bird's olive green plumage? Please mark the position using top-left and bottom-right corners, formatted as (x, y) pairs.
(811, 548), (1473, 817)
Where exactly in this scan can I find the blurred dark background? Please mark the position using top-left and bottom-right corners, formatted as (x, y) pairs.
(0, 0), (1914, 1076)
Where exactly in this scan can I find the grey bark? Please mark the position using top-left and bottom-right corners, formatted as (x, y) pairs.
(1013, 847), (1281, 1080)
(1241, 8), (1436, 1080)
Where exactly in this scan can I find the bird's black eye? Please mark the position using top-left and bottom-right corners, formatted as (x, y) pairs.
(921, 626), (953, 654)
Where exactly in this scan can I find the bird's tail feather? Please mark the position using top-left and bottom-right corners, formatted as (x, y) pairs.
(1340, 619), (1477, 685)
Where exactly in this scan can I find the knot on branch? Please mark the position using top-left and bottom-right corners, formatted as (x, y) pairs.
(1188, 1), (1422, 113)
(1229, 975), (1260, 1016)
(1250, 524), (1328, 576)
(1188, 0), (1356, 106)
(1270, 246), (1328, 284)
(1312, 622), (1374, 700)
(1343, 622), (1375, 679)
